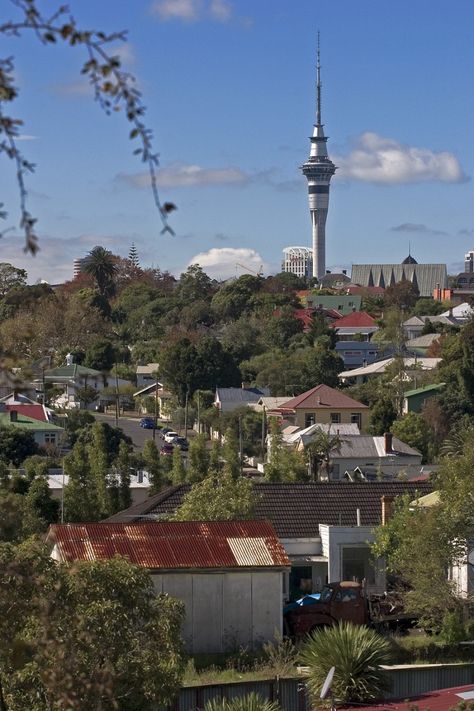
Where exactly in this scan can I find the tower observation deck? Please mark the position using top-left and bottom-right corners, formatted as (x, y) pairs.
(300, 35), (336, 280)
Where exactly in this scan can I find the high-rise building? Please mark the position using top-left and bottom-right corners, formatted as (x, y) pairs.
(300, 35), (336, 280)
(282, 246), (313, 279)
(465, 250), (474, 273)
(73, 257), (87, 278)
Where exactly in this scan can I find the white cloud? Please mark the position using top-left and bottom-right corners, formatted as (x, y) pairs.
(209, 0), (232, 22)
(116, 163), (300, 191)
(16, 134), (38, 141)
(150, 0), (202, 21)
(53, 79), (92, 97)
(188, 247), (268, 279)
(111, 42), (136, 66)
(334, 132), (467, 185)
(117, 163), (250, 188)
(150, 0), (243, 23)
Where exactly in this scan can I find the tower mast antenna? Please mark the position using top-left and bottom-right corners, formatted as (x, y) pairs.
(316, 30), (322, 127)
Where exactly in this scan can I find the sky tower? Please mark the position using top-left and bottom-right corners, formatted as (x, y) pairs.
(300, 35), (337, 280)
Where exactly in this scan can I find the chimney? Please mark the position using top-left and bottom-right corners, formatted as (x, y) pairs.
(326, 270), (331, 274)
(356, 508), (361, 526)
(66, 353), (74, 366)
(241, 382), (250, 389)
(342, 269), (347, 275)
(381, 495), (395, 525)
(384, 432), (393, 454)
(10, 410), (18, 422)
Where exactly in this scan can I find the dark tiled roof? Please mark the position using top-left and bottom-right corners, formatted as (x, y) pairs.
(105, 481), (432, 538)
(216, 387), (269, 403)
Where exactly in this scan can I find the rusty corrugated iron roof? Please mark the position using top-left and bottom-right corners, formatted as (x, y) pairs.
(46, 521), (290, 569)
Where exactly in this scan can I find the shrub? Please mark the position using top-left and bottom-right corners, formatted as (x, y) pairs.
(204, 693), (281, 711)
(299, 622), (393, 704)
(440, 609), (465, 644)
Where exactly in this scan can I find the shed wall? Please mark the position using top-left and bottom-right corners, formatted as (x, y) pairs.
(152, 570), (283, 654)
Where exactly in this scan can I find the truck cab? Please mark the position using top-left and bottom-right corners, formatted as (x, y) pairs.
(284, 581), (368, 637)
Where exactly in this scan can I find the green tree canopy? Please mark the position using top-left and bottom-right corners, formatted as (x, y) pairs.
(174, 472), (256, 521)
(0, 540), (185, 710)
(0, 426), (39, 466)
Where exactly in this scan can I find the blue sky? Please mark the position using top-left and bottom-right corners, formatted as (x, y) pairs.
(2, 0), (474, 283)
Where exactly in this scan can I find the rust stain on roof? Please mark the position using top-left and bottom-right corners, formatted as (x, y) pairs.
(47, 521), (290, 570)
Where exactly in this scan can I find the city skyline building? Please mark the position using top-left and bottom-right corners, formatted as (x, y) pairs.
(300, 34), (337, 280)
(282, 246), (313, 279)
(464, 250), (474, 273)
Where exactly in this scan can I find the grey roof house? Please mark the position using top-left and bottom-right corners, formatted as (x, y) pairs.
(215, 386), (270, 413)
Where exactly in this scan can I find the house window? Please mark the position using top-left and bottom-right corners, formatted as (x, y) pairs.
(305, 413), (316, 427)
(289, 565), (313, 600)
(330, 413), (341, 424)
(342, 546), (375, 585)
(350, 413), (362, 428)
(44, 433), (56, 444)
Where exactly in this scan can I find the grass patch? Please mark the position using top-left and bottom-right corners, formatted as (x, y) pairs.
(390, 632), (474, 665)
(183, 635), (299, 686)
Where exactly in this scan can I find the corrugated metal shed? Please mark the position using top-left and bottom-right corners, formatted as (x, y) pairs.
(47, 521), (290, 569)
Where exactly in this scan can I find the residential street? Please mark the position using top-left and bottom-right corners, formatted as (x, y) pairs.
(94, 413), (165, 451)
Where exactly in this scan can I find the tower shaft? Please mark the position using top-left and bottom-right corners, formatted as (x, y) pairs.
(300, 36), (336, 280)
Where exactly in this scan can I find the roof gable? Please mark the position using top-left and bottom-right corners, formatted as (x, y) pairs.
(331, 311), (376, 328)
(280, 384), (368, 410)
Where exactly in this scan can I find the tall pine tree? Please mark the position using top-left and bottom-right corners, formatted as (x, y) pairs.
(64, 441), (101, 522)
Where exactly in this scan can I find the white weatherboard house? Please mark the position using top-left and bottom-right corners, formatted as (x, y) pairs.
(46, 521), (290, 654)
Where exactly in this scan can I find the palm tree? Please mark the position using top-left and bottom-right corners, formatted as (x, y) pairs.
(83, 245), (117, 298)
(299, 622), (393, 705)
(304, 429), (346, 481)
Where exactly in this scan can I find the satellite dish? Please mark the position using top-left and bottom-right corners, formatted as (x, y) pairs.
(468, 550), (474, 566)
(320, 666), (335, 700)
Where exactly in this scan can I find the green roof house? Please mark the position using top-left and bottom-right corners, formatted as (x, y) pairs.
(39, 354), (131, 410)
(402, 383), (445, 414)
(0, 410), (64, 448)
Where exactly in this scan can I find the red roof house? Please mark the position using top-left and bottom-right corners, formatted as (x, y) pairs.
(4, 403), (50, 422)
(277, 384), (369, 430)
(329, 311), (376, 328)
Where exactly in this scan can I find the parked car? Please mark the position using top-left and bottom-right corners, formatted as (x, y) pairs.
(161, 427), (172, 435)
(164, 431), (179, 443)
(160, 443), (174, 456)
(174, 437), (189, 451)
(140, 417), (155, 429)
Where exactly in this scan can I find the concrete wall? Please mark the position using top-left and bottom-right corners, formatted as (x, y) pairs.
(152, 570), (284, 654)
(319, 524), (385, 593)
